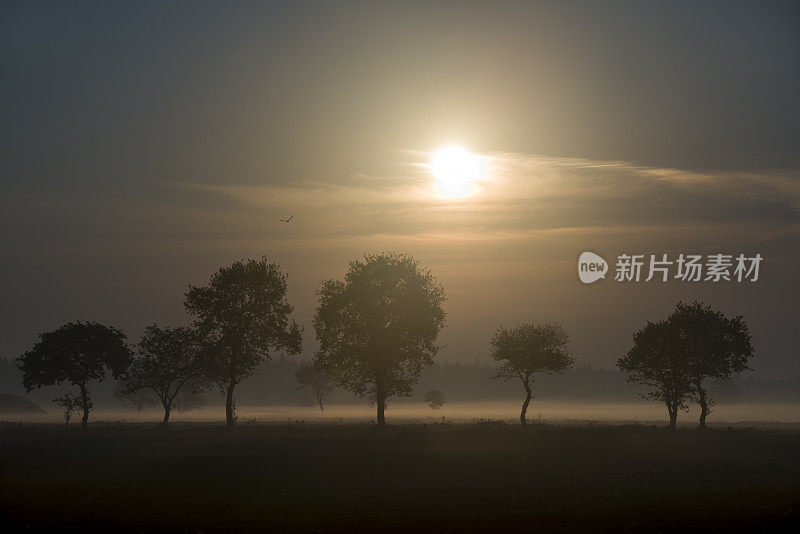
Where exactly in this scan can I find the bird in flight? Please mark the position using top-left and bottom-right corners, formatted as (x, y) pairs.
(280, 215), (294, 223)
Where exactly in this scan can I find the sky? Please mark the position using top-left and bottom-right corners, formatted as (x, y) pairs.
(2, 1), (799, 376)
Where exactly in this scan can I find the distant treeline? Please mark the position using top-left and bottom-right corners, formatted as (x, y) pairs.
(2, 357), (798, 410)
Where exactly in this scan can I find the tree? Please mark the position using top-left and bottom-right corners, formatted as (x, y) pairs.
(17, 322), (131, 429)
(423, 389), (445, 411)
(53, 392), (83, 431)
(295, 364), (335, 411)
(313, 253), (446, 426)
(491, 322), (574, 425)
(114, 381), (157, 413)
(172, 384), (207, 412)
(667, 301), (754, 429)
(185, 258), (303, 426)
(618, 320), (694, 429)
(121, 325), (208, 424)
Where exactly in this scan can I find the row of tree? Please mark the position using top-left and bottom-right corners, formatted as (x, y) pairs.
(15, 252), (754, 430)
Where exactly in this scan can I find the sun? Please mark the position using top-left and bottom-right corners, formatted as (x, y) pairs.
(429, 145), (487, 199)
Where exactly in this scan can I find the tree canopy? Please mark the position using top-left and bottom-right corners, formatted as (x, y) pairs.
(185, 257), (303, 426)
(667, 301), (753, 428)
(122, 324), (208, 424)
(17, 322), (130, 429)
(313, 253), (446, 426)
(618, 319), (694, 429)
(491, 322), (574, 424)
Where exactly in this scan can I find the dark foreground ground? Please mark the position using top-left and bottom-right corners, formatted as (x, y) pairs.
(1, 422), (798, 532)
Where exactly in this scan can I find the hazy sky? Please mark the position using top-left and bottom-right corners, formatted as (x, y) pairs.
(2, 1), (799, 375)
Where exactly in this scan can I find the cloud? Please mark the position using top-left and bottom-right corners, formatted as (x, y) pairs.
(4, 151), (798, 266)
(159, 151), (800, 244)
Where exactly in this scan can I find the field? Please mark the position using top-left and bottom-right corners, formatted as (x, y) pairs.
(1, 422), (799, 532)
(12, 400), (800, 426)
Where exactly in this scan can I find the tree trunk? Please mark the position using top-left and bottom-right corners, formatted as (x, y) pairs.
(520, 383), (532, 425)
(225, 380), (236, 427)
(668, 405), (678, 429)
(162, 399), (171, 424)
(79, 384), (90, 430)
(376, 373), (386, 427)
(314, 386), (325, 411)
(697, 383), (709, 430)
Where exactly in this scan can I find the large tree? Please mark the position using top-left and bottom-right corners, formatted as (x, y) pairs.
(491, 322), (574, 425)
(618, 320), (694, 429)
(668, 301), (754, 429)
(313, 253), (446, 426)
(121, 324), (208, 424)
(295, 363), (335, 411)
(17, 322), (131, 429)
(185, 258), (303, 426)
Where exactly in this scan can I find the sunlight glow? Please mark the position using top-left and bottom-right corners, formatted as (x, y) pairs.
(429, 145), (488, 199)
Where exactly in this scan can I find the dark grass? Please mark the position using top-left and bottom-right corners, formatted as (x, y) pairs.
(1, 422), (799, 532)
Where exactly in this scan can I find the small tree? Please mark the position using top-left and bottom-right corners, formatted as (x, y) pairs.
(423, 389), (445, 411)
(53, 392), (84, 431)
(313, 253), (446, 426)
(668, 301), (754, 429)
(121, 325), (208, 424)
(491, 322), (574, 425)
(173, 382), (207, 412)
(295, 364), (335, 411)
(185, 258), (303, 426)
(114, 381), (157, 413)
(618, 320), (694, 429)
(17, 322), (131, 429)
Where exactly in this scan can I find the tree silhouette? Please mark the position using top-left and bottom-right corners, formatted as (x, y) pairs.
(17, 322), (130, 429)
(423, 389), (445, 411)
(53, 392), (83, 431)
(491, 322), (574, 425)
(618, 320), (694, 429)
(313, 253), (446, 426)
(295, 364), (335, 411)
(668, 301), (754, 429)
(121, 324), (208, 424)
(114, 381), (157, 413)
(185, 258), (303, 426)
(172, 385), (206, 412)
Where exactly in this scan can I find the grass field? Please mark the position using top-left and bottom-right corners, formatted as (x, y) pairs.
(1, 422), (799, 532)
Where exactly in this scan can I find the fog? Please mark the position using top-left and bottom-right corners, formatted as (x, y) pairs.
(11, 401), (799, 426)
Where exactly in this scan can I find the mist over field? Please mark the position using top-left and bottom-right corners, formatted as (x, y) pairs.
(3, 356), (798, 426)
(8, 401), (799, 428)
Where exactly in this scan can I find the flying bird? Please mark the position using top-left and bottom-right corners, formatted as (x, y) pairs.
(280, 215), (294, 223)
